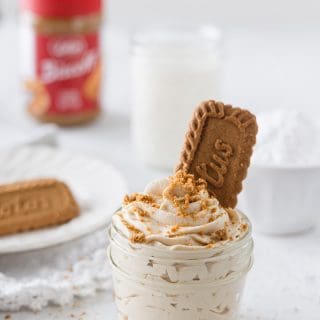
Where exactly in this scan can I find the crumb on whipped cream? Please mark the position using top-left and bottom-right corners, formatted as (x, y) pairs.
(113, 171), (249, 248)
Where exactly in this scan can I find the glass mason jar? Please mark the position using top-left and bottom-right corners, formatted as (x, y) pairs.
(108, 212), (253, 320)
(20, 0), (103, 126)
(131, 25), (222, 169)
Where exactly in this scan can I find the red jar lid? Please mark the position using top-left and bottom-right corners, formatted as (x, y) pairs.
(20, 0), (102, 18)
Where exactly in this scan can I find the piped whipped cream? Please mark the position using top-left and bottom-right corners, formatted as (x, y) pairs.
(113, 171), (248, 249)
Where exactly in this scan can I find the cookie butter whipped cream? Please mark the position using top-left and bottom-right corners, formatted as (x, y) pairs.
(108, 171), (253, 320)
(113, 171), (248, 248)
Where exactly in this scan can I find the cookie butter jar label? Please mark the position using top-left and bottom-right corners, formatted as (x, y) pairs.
(20, 0), (102, 124)
(29, 32), (101, 115)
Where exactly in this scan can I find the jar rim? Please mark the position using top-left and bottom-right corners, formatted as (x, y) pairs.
(131, 24), (222, 56)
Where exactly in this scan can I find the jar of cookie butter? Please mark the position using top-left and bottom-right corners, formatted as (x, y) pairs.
(20, 0), (103, 126)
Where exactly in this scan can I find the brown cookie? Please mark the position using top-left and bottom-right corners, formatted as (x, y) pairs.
(176, 100), (258, 208)
(0, 179), (80, 236)
(83, 60), (102, 101)
(24, 79), (51, 116)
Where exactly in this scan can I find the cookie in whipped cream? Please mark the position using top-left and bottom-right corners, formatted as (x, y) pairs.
(177, 100), (258, 208)
(113, 170), (248, 249)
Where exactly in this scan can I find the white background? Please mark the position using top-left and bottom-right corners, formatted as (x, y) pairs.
(0, 1), (320, 319)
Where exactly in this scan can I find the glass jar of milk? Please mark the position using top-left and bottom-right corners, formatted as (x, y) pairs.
(131, 25), (222, 169)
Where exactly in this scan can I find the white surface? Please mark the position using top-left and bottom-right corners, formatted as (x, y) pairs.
(0, 146), (128, 253)
(0, 292), (117, 320)
(0, 121), (57, 148)
(0, 230), (112, 312)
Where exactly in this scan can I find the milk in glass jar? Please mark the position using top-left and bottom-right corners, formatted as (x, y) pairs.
(131, 26), (222, 168)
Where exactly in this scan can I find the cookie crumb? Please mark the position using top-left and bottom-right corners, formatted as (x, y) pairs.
(130, 232), (146, 243)
(124, 193), (155, 205)
(120, 216), (146, 243)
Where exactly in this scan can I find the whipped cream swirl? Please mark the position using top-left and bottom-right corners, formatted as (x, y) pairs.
(112, 171), (248, 249)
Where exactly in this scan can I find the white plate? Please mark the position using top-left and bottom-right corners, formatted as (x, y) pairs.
(0, 146), (128, 254)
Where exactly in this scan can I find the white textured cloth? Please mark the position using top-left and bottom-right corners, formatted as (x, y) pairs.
(0, 230), (111, 311)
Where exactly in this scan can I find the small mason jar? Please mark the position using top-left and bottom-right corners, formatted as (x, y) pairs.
(108, 212), (253, 320)
(131, 26), (222, 169)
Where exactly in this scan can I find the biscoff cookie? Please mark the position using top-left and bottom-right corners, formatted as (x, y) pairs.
(83, 60), (102, 101)
(24, 79), (51, 116)
(0, 179), (80, 236)
(25, 78), (100, 126)
(176, 100), (258, 208)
